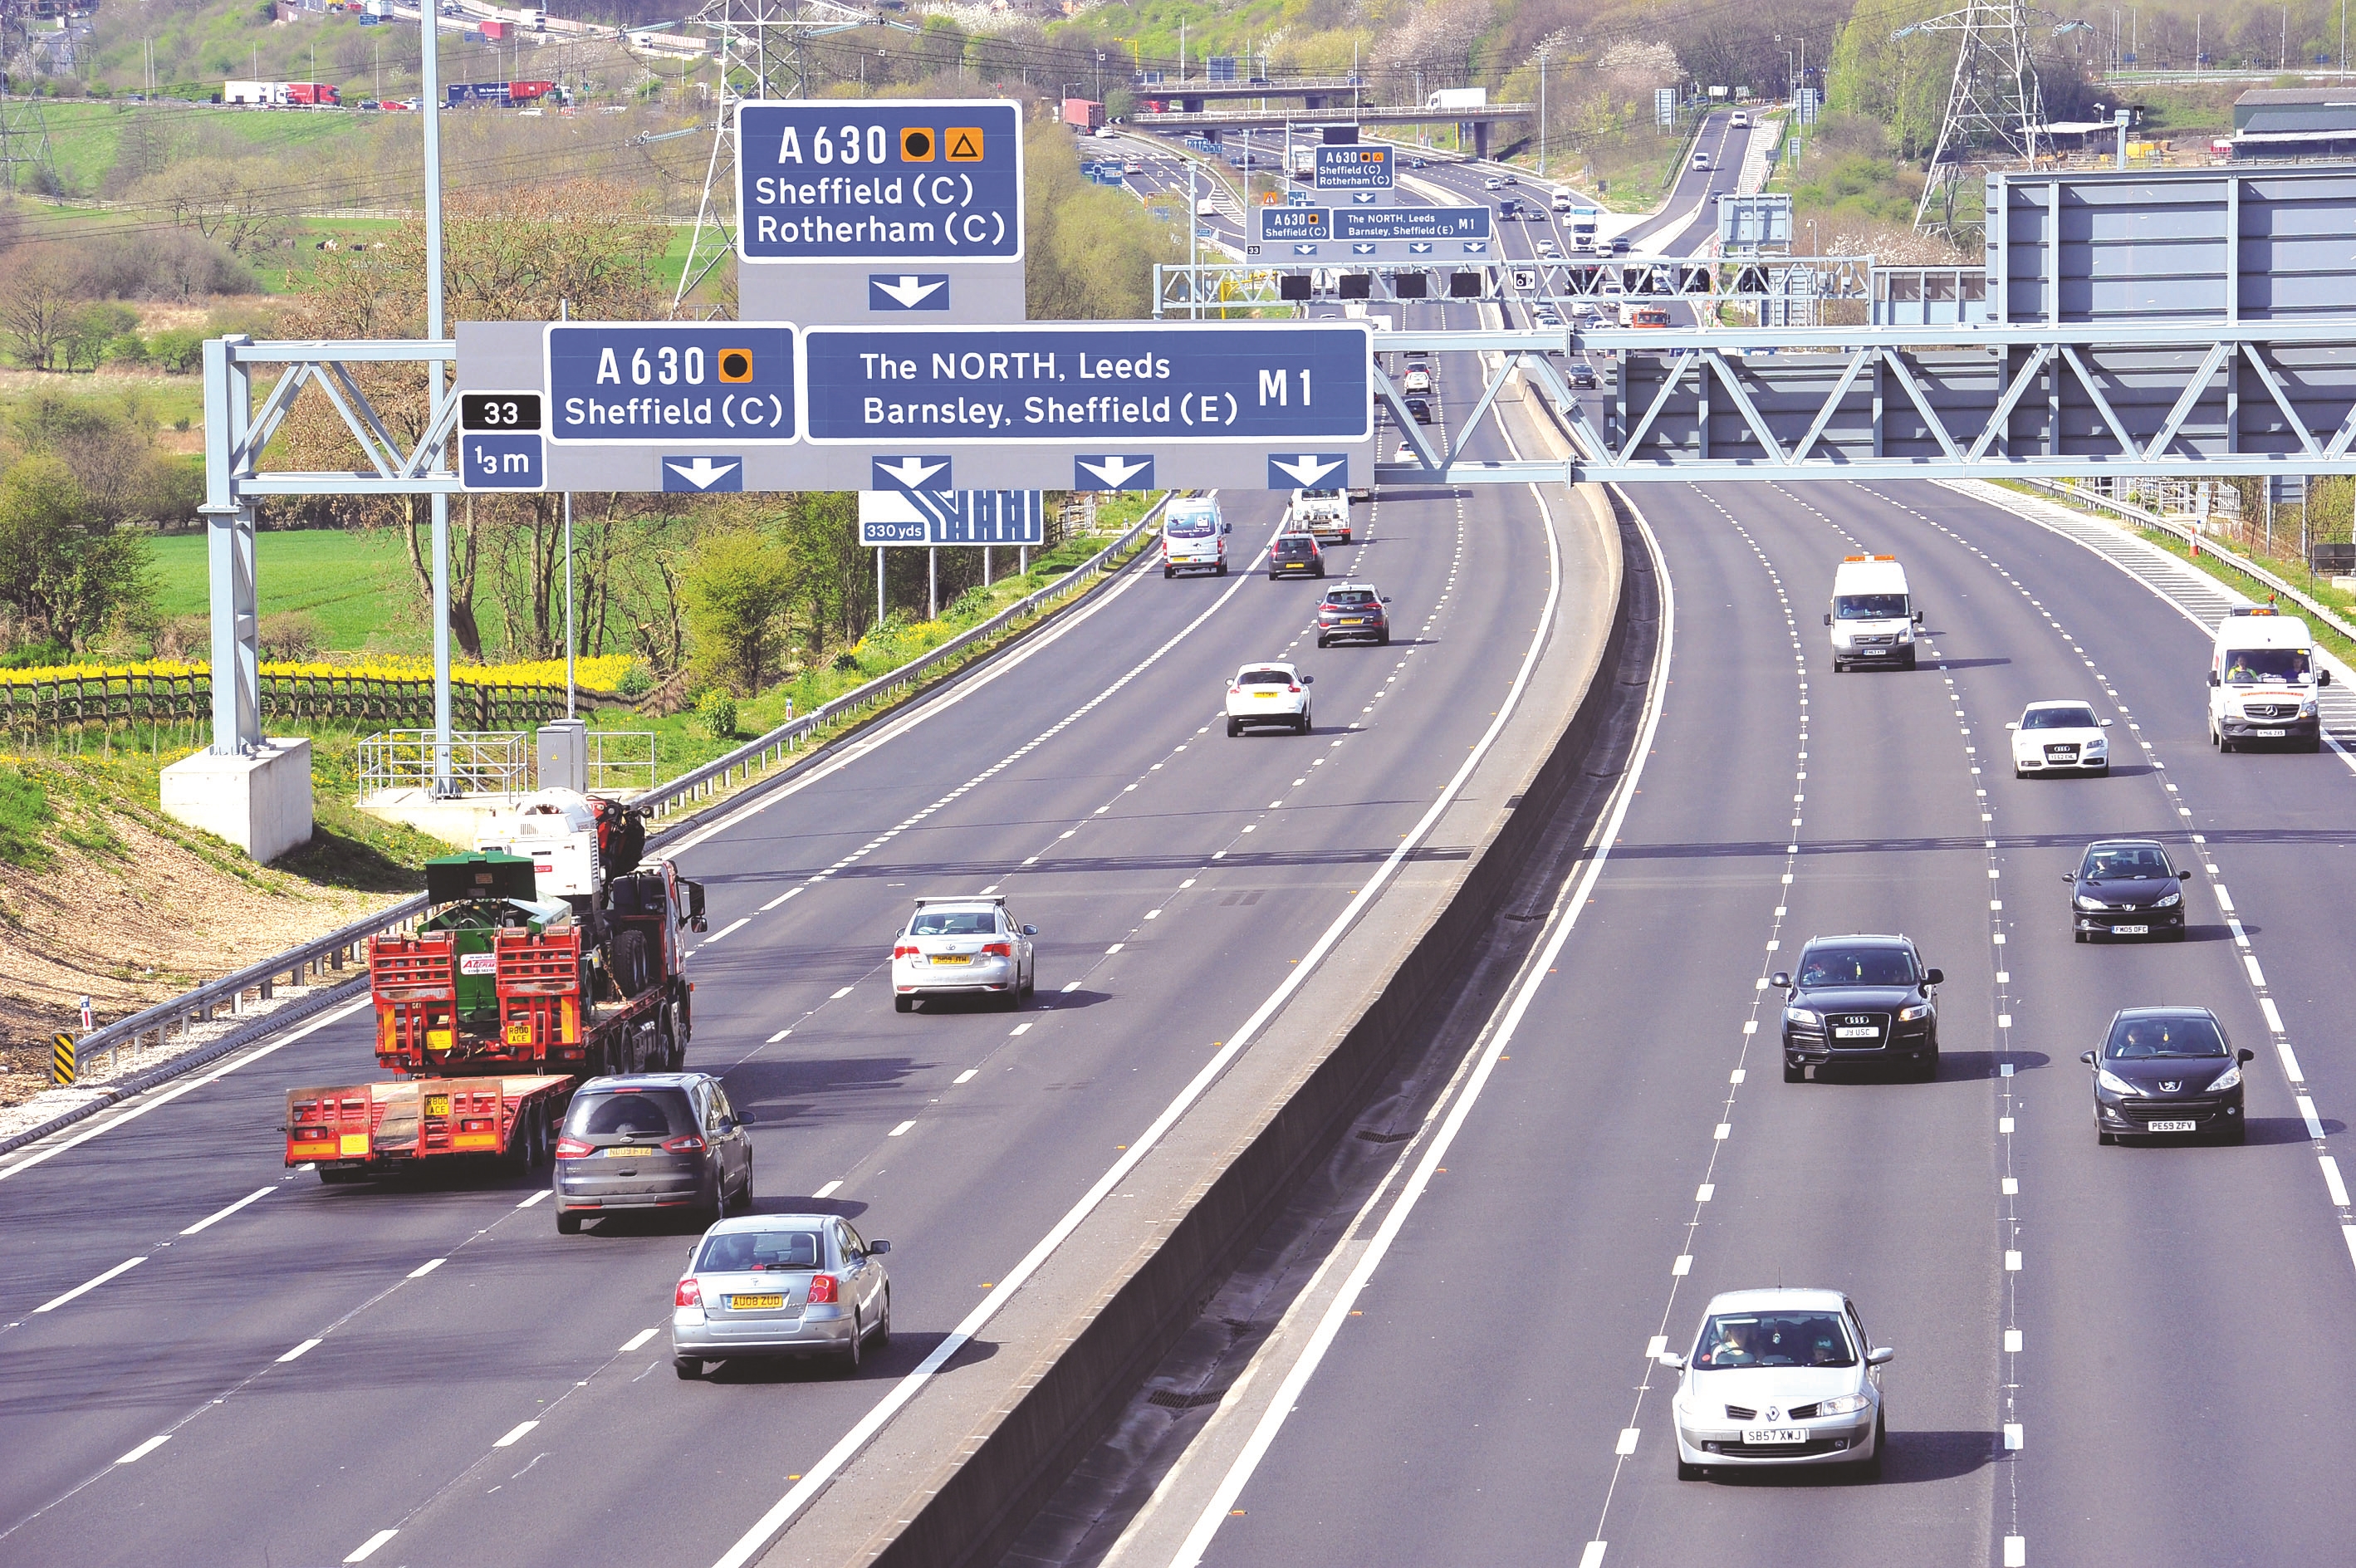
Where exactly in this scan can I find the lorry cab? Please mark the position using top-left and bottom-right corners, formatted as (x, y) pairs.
(2208, 606), (2331, 751)
(1163, 497), (1230, 577)
(1825, 554), (1920, 671)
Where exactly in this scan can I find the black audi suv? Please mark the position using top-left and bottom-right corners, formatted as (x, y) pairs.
(1773, 935), (1943, 1083)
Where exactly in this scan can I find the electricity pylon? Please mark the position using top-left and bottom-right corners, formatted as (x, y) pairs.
(1, 0), (62, 196)
(1898, 0), (2048, 241)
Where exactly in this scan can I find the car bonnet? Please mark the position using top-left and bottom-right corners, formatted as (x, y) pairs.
(1687, 1365), (1866, 1410)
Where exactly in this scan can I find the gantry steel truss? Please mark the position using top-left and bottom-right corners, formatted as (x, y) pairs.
(1153, 257), (1874, 319)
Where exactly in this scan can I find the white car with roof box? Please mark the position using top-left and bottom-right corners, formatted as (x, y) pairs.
(2208, 605), (2332, 751)
(891, 896), (1036, 1011)
(1660, 1286), (1894, 1480)
(1825, 553), (1921, 671)
(1226, 662), (1314, 735)
(2007, 699), (2112, 776)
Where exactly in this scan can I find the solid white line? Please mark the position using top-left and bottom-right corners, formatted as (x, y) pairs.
(705, 917), (751, 943)
(0, 996), (373, 1182)
(516, 1188), (550, 1208)
(493, 1419), (540, 1448)
(345, 1529), (399, 1563)
(277, 1338), (323, 1364)
(409, 1257), (445, 1279)
(1578, 1541), (1609, 1568)
(115, 1434), (170, 1465)
(712, 492), (1575, 1568)
(181, 1185), (275, 1236)
(34, 1255), (144, 1313)
(811, 1179), (843, 1199)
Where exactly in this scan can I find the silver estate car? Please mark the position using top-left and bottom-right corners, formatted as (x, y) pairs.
(892, 896), (1037, 1012)
(553, 1074), (753, 1235)
(671, 1213), (892, 1378)
(1659, 1287), (1895, 1479)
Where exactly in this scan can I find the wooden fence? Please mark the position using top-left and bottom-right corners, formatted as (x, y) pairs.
(0, 671), (572, 733)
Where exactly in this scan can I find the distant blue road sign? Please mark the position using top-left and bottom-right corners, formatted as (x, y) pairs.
(737, 100), (1022, 264)
(802, 322), (1373, 446)
(1074, 454), (1155, 490)
(1254, 206), (1491, 245)
(858, 488), (1042, 543)
(460, 433), (544, 491)
(869, 273), (951, 311)
(662, 454), (744, 492)
(546, 325), (796, 445)
(1314, 145), (1393, 189)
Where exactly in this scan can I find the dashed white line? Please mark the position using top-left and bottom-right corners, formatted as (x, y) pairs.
(621, 1326), (660, 1352)
(34, 1255), (144, 1313)
(181, 1186), (274, 1236)
(345, 1528), (400, 1563)
(811, 1179), (843, 1200)
(493, 1419), (541, 1448)
(704, 917), (750, 943)
(115, 1435), (170, 1464)
(277, 1338), (323, 1363)
(408, 1257), (445, 1279)
(888, 1120), (917, 1138)
(830, 986), (855, 1000)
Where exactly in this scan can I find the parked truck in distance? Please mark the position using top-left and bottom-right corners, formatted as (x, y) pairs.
(1427, 87), (1488, 110)
(287, 791), (706, 1186)
(480, 17), (510, 39)
(1062, 97), (1106, 132)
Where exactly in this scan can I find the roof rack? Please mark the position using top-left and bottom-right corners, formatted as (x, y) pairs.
(913, 894), (1008, 904)
(1839, 553), (1898, 563)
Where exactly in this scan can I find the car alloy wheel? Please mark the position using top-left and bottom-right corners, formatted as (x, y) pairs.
(840, 1310), (863, 1374)
(875, 1286), (893, 1350)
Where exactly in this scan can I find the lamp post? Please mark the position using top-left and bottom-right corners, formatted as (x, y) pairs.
(1537, 46), (1550, 175)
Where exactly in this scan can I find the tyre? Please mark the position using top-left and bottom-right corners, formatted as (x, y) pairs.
(673, 1355), (702, 1380)
(1901, 649), (1917, 670)
(2305, 734), (2324, 752)
(1227, 718), (1242, 737)
(1163, 566), (1173, 579)
(2220, 734), (2238, 754)
(840, 1311), (863, 1374)
(1000, 987), (1021, 1012)
(1832, 661), (1845, 674)
(1917, 1051), (1939, 1083)
(611, 930), (651, 997)
(1340, 531), (1352, 543)
(894, 995), (913, 1013)
(1269, 572), (1281, 581)
(1784, 1060), (1805, 1083)
(874, 1286), (892, 1349)
(2167, 925), (2187, 942)
(319, 1166), (365, 1185)
(2219, 1119), (2248, 1145)
(557, 1211), (582, 1234)
(1317, 635), (1330, 648)
(1216, 560), (1227, 576)
(1858, 1412), (1885, 1480)
(2093, 762), (2110, 776)
(1677, 1460), (1704, 1481)
(1297, 715), (1311, 734)
(1315, 566), (1326, 578)
(1021, 963), (1036, 999)
(2074, 929), (2086, 943)
(1378, 631), (1389, 645)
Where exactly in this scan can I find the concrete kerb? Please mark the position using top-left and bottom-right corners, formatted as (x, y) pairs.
(764, 481), (1631, 1568)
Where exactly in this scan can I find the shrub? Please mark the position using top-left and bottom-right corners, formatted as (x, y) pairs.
(256, 610), (324, 661)
(613, 660), (655, 698)
(695, 688), (738, 742)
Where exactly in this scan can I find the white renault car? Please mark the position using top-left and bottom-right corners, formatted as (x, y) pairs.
(890, 896), (1036, 1012)
(2007, 698), (2111, 777)
(1659, 1286), (1894, 1480)
(1226, 662), (1314, 736)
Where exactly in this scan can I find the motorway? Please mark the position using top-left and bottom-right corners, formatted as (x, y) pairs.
(0, 278), (1555, 1567)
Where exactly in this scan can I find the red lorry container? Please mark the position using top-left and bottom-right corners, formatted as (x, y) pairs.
(288, 845), (705, 1183)
(480, 18), (509, 39)
(286, 81), (341, 105)
(507, 78), (556, 101)
(1061, 96), (1105, 132)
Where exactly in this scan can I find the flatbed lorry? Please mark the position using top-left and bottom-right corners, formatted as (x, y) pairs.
(287, 796), (704, 1183)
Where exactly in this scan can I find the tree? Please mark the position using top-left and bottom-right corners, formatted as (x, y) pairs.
(775, 490), (869, 653)
(59, 302), (138, 374)
(683, 528), (796, 696)
(0, 246), (87, 371)
(1025, 122), (1185, 321)
(0, 454), (158, 650)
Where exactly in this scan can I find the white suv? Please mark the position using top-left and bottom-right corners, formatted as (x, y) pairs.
(891, 897), (1035, 1012)
(1226, 662), (1314, 736)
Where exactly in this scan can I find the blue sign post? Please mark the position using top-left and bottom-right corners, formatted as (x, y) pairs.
(802, 323), (1373, 446)
(735, 100), (1023, 265)
(459, 433), (545, 491)
(544, 325), (797, 445)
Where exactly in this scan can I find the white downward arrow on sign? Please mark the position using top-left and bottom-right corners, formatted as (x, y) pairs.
(1078, 456), (1150, 487)
(874, 457), (948, 488)
(665, 457), (740, 489)
(874, 276), (945, 307)
(1271, 455), (1343, 487)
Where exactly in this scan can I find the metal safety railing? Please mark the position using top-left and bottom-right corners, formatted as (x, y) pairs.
(356, 729), (532, 798)
(589, 730), (659, 794)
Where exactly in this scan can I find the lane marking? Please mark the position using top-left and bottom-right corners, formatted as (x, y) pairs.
(830, 986), (855, 1000)
(811, 1180), (843, 1200)
(953, 1070), (978, 1085)
(408, 1258), (445, 1280)
(704, 917), (750, 943)
(181, 1185), (275, 1236)
(34, 1255), (144, 1313)
(115, 1435), (169, 1465)
(887, 1121), (916, 1138)
(622, 1327), (660, 1353)
(515, 1189), (550, 1208)
(345, 1528), (399, 1563)
(277, 1338), (323, 1363)
(493, 1420), (540, 1448)
(2323, 1157), (2351, 1208)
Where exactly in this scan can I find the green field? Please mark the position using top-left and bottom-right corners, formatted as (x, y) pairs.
(145, 527), (416, 652)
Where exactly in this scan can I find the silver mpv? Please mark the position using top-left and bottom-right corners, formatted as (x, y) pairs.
(671, 1213), (892, 1378)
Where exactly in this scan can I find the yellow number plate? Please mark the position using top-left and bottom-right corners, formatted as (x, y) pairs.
(453, 1132), (498, 1149)
(931, 954), (972, 965)
(729, 1293), (786, 1311)
(338, 1132), (370, 1157)
(424, 1094), (450, 1118)
(603, 1145), (652, 1156)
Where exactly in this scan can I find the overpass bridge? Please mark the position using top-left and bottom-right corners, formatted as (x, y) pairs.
(1131, 100), (1536, 157)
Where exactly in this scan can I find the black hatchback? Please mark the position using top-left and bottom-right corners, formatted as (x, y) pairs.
(2068, 839), (2192, 942)
(2084, 1007), (2252, 1144)
(1772, 935), (1943, 1083)
(1270, 532), (1325, 579)
(554, 1073), (754, 1233)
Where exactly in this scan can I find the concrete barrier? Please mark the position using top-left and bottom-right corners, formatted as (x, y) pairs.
(767, 474), (1643, 1568)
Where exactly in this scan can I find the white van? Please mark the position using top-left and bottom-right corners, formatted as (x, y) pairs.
(1162, 497), (1230, 577)
(1825, 554), (1921, 670)
(2208, 605), (2332, 750)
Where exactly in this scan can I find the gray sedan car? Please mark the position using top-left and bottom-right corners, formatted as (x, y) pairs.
(553, 1073), (753, 1234)
(1660, 1286), (1895, 1478)
(671, 1213), (892, 1377)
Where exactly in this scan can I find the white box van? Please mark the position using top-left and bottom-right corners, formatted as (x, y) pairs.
(1287, 487), (1349, 543)
(1825, 554), (1921, 670)
(2207, 606), (2332, 750)
(1162, 497), (1230, 577)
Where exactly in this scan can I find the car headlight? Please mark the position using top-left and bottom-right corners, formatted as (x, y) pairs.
(2084, 737), (2106, 750)
(1785, 1007), (1822, 1027)
(2075, 895), (2105, 911)
(2153, 891), (2180, 908)
(2096, 1066), (2141, 1096)
(1815, 1394), (1871, 1416)
(2302, 699), (2320, 716)
(2207, 1062), (2243, 1093)
(1898, 1002), (1932, 1021)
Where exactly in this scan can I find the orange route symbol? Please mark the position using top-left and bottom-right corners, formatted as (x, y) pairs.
(945, 127), (985, 161)
(899, 126), (934, 161)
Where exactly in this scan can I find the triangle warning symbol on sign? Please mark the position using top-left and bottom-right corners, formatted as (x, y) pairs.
(946, 127), (984, 161)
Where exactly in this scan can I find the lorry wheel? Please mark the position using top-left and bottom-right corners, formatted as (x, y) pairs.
(611, 931), (650, 997)
(1340, 531), (1352, 543)
(557, 1212), (582, 1235)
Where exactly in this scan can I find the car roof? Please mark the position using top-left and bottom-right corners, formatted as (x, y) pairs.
(702, 1212), (842, 1236)
(1237, 660), (1300, 674)
(578, 1072), (704, 1090)
(2084, 837), (2165, 850)
(914, 894), (1007, 905)
(2022, 698), (2096, 711)
(1701, 1286), (1849, 1314)
(1800, 933), (1912, 948)
(2109, 1005), (2221, 1023)
(1325, 581), (1380, 594)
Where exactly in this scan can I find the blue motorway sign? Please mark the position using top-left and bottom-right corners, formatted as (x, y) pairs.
(736, 100), (1022, 264)
(546, 325), (796, 445)
(859, 489), (1043, 545)
(1255, 206), (1491, 245)
(1315, 145), (1393, 189)
(460, 433), (544, 491)
(802, 323), (1373, 445)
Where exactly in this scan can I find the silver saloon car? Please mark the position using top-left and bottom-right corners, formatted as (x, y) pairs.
(1660, 1287), (1894, 1478)
(671, 1213), (892, 1378)
(891, 895), (1036, 1012)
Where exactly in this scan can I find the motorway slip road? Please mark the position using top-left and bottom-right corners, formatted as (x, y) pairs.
(0, 338), (1578, 1568)
(1133, 478), (2356, 1568)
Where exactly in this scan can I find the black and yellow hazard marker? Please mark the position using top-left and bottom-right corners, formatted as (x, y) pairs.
(53, 1031), (76, 1086)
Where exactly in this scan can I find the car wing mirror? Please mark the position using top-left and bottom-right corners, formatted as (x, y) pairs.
(2177, 870), (2192, 880)
(2208, 670), (2220, 686)
(1866, 1346), (1896, 1366)
(869, 1239), (891, 1254)
(1923, 968), (1944, 986)
(2239, 1049), (2256, 1064)
(1823, 612), (1832, 626)
(1302, 674), (1315, 684)
(2005, 722), (2018, 729)
(737, 1110), (756, 1126)
(2062, 870), (2077, 882)
(1769, 971), (1791, 989)
(1912, 610), (1925, 624)
(1022, 924), (1037, 936)
(2080, 1051), (2097, 1065)
(1655, 1351), (1687, 1370)
(2099, 718), (2114, 727)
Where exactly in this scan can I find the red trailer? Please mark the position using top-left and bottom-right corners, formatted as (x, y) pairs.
(480, 17), (510, 39)
(286, 81), (341, 105)
(1061, 96), (1105, 133)
(507, 78), (556, 100)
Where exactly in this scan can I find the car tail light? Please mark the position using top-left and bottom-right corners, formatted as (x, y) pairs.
(983, 942), (1011, 957)
(664, 1134), (707, 1152)
(554, 1136), (591, 1159)
(894, 943), (917, 958)
(1288, 684), (1301, 693)
(675, 1276), (702, 1307)
(806, 1273), (839, 1304)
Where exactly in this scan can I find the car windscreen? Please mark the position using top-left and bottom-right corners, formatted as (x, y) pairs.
(1692, 1311), (1857, 1369)
(1237, 669), (1293, 686)
(2220, 646), (2310, 683)
(566, 1087), (693, 1137)
(911, 909), (996, 936)
(1834, 593), (1908, 620)
(1797, 947), (1916, 987)
(2081, 845), (2170, 880)
(1300, 488), (1340, 500)
(2023, 706), (2098, 730)
(2106, 1015), (2227, 1059)
(1328, 590), (1375, 605)
(1276, 537), (1315, 554)
(1165, 512), (1217, 538)
(698, 1227), (825, 1273)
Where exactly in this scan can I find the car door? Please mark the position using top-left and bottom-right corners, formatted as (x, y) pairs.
(838, 1222), (881, 1320)
(709, 1081), (747, 1189)
(1002, 906), (1031, 987)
